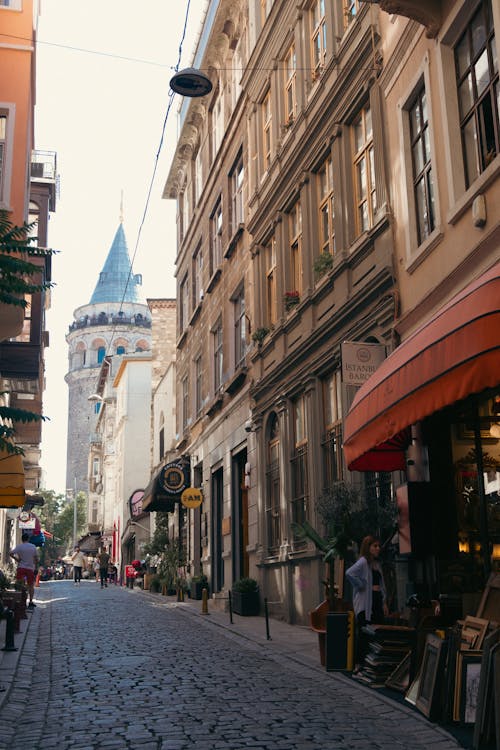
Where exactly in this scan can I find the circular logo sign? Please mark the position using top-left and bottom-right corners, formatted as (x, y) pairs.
(159, 462), (187, 495)
(181, 487), (203, 509)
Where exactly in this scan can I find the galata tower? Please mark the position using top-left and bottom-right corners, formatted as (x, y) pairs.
(65, 220), (152, 494)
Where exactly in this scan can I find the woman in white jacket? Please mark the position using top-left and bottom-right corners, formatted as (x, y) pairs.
(346, 535), (389, 668)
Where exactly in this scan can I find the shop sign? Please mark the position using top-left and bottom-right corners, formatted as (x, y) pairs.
(341, 341), (386, 386)
(129, 489), (144, 518)
(181, 487), (203, 509)
(125, 565), (137, 579)
(159, 458), (190, 497)
(18, 511), (36, 529)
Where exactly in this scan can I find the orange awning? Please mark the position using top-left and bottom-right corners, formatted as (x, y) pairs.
(343, 262), (500, 471)
(0, 449), (25, 508)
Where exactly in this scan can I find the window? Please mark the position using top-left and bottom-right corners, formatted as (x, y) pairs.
(231, 41), (243, 111)
(192, 244), (203, 307)
(455, 0), (499, 187)
(291, 395), (308, 534)
(92, 457), (100, 477)
(211, 88), (224, 161)
(343, 0), (360, 29)
(352, 104), (376, 234)
(284, 43), (297, 125)
(265, 414), (281, 553)
(0, 1), (22, 9)
(195, 355), (203, 416)
(266, 235), (278, 326)
(182, 375), (189, 431)
(262, 90), (272, 173)
(288, 200), (303, 295)
(311, 0), (327, 78)
(409, 85), (435, 245)
(180, 273), (189, 332)
(194, 145), (203, 205)
(230, 152), (244, 232)
(213, 318), (223, 392)
(210, 199), (223, 276)
(116, 345), (125, 355)
(0, 114), (6, 201)
(233, 287), (246, 369)
(321, 371), (343, 490)
(97, 346), (106, 364)
(317, 154), (335, 256)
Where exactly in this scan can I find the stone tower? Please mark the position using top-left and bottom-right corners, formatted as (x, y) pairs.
(65, 221), (152, 494)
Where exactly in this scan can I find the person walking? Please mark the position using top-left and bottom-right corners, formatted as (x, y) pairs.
(71, 546), (86, 585)
(9, 532), (39, 609)
(345, 535), (389, 670)
(97, 548), (110, 588)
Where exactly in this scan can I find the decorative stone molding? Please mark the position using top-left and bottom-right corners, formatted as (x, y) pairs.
(367, 0), (442, 38)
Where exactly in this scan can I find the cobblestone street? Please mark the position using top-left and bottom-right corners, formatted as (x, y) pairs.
(0, 582), (465, 750)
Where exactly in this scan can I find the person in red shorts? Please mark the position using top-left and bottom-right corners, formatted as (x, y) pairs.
(9, 532), (39, 609)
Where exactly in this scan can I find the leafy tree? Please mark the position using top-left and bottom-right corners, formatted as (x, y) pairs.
(36, 489), (65, 562)
(52, 492), (87, 552)
(0, 209), (55, 455)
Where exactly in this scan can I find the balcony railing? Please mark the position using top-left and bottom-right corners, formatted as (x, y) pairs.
(31, 150), (57, 181)
(68, 313), (152, 332)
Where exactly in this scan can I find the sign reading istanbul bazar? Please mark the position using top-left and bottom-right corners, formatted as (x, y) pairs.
(341, 341), (386, 386)
(181, 487), (203, 509)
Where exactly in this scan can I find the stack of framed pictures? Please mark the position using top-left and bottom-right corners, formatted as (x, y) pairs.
(357, 624), (415, 687)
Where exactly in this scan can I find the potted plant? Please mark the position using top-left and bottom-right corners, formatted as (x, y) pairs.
(190, 573), (209, 600)
(148, 574), (162, 593)
(251, 327), (270, 346)
(284, 290), (300, 311)
(232, 577), (260, 616)
(313, 250), (334, 279)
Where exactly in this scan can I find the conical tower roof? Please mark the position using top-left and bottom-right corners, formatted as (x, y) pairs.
(90, 223), (144, 304)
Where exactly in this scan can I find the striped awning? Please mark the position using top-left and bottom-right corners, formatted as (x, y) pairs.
(343, 262), (500, 471)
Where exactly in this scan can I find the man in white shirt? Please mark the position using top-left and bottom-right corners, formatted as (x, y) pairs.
(9, 532), (39, 609)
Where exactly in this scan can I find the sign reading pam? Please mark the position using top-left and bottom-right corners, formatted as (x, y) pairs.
(159, 459), (190, 496)
(181, 487), (203, 509)
(341, 341), (386, 386)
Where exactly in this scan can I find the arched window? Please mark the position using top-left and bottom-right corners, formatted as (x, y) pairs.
(265, 413), (281, 553)
(97, 346), (106, 364)
(116, 345), (125, 355)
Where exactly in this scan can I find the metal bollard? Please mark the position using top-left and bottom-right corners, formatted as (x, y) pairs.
(228, 590), (233, 624)
(1, 607), (17, 652)
(201, 587), (209, 615)
(264, 598), (272, 640)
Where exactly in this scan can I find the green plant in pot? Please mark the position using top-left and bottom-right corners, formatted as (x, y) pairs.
(313, 250), (334, 279)
(231, 577), (260, 616)
(190, 573), (208, 600)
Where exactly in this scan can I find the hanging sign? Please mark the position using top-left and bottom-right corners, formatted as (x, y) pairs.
(181, 487), (203, 509)
(159, 458), (190, 497)
(341, 341), (386, 386)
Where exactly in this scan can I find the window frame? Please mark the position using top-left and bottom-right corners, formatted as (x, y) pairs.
(288, 199), (303, 296)
(352, 103), (376, 235)
(0, 106), (14, 209)
(213, 317), (224, 393)
(210, 198), (223, 276)
(284, 42), (297, 125)
(262, 89), (273, 173)
(266, 235), (278, 327)
(317, 153), (335, 257)
(233, 285), (246, 370)
(265, 413), (281, 554)
(311, 0), (327, 79)
(230, 152), (244, 233)
(409, 83), (436, 246)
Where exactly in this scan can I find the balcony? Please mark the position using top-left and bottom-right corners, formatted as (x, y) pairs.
(68, 313), (152, 333)
(0, 342), (41, 393)
(31, 150), (58, 210)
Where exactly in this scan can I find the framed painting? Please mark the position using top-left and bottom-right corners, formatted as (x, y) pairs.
(473, 630), (500, 750)
(460, 616), (489, 651)
(455, 651), (483, 724)
(386, 651), (411, 693)
(477, 573), (500, 623)
(416, 634), (445, 718)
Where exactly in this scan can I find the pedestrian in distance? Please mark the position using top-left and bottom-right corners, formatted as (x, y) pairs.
(93, 558), (100, 582)
(71, 546), (86, 585)
(345, 535), (389, 671)
(9, 532), (39, 609)
(97, 548), (110, 588)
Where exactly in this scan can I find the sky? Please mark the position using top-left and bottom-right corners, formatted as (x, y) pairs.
(35, 0), (206, 495)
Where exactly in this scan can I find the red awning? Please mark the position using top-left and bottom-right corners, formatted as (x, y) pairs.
(343, 262), (500, 471)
